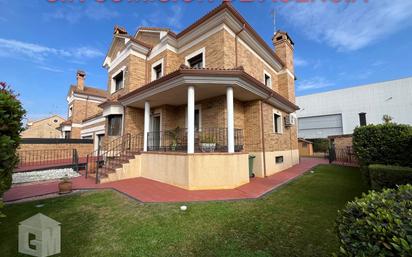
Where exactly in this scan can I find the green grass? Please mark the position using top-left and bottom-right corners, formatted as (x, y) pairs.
(0, 165), (367, 257)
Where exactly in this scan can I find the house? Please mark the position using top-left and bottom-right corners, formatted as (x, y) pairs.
(64, 2), (299, 189)
(298, 138), (313, 157)
(21, 115), (65, 138)
(297, 77), (412, 139)
(59, 70), (107, 147)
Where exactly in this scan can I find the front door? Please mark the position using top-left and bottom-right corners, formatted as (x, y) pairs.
(149, 114), (161, 150)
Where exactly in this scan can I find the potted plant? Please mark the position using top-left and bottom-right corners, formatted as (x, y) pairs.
(200, 135), (216, 152)
(58, 175), (72, 194)
(167, 127), (181, 151)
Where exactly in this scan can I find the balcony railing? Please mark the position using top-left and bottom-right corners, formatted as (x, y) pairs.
(147, 128), (244, 153)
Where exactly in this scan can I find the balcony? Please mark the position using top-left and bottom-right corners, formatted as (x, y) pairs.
(147, 128), (244, 153)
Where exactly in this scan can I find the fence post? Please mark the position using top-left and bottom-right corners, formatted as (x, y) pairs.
(74, 149), (79, 173)
(95, 144), (100, 184)
(85, 154), (89, 179)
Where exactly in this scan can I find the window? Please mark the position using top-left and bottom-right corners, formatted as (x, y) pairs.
(273, 112), (282, 133)
(359, 112), (367, 126)
(151, 59), (164, 81)
(188, 53), (203, 68)
(275, 156), (284, 164)
(185, 48), (205, 68)
(53, 119), (58, 123)
(153, 64), (162, 80)
(68, 105), (73, 117)
(264, 71), (271, 88)
(64, 131), (71, 139)
(113, 71), (124, 92)
(195, 109), (200, 131)
(108, 115), (122, 136)
(185, 105), (201, 131)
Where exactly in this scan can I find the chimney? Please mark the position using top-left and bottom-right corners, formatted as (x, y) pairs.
(113, 25), (127, 35)
(273, 31), (295, 103)
(76, 70), (86, 91)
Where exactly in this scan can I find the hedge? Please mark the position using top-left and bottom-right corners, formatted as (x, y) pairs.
(353, 123), (412, 167)
(369, 164), (412, 190)
(336, 184), (412, 257)
(0, 82), (25, 197)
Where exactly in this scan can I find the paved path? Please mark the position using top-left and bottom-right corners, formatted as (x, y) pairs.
(4, 158), (328, 203)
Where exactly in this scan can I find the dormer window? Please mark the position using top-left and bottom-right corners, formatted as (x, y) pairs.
(154, 64), (162, 79)
(188, 53), (203, 68)
(68, 105), (73, 117)
(113, 71), (124, 92)
(185, 48), (205, 69)
(151, 58), (164, 81)
(264, 71), (272, 88)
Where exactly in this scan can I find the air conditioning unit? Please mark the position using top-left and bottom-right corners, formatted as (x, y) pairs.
(285, 114), (296, 127)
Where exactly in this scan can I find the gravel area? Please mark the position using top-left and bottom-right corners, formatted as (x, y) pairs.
(12, 168), (80, 184)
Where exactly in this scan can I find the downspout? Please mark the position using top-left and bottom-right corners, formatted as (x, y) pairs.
(260, 92), (275, 177)
(235, 24), (246, 67)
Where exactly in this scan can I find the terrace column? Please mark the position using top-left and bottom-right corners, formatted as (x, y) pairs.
(143, 101), (150, 152)
(187, 86), (195, 154)
(227, 86), (235, 153)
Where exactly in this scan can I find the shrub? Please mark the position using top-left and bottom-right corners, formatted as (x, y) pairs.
(336, 184), (412, 257)
(369, 164), (412, 190)
(310, 138), (329, 152)
(0, 82), (25, 197)
(353, 123), (412, 167)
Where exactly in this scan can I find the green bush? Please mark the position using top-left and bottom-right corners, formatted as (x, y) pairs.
(310, 138), (329, 152)
(369, 164), (412, 190)
(336, 184), (412, 257)
(353, 123), (412, 167)
(0, 82), (25, 197)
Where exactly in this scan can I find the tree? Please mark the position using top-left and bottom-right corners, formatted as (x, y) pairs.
(382, 114), (393, 124)
(0, 82), (25, 216)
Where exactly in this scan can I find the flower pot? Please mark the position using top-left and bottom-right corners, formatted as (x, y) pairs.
(58, 181), (72, 194)
(200, 143), (216, 152)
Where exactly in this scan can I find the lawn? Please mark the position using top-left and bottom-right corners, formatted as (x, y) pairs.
(0, 164), (367, 257)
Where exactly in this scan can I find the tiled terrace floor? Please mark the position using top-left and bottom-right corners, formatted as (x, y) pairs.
(4, 158), (328, 203)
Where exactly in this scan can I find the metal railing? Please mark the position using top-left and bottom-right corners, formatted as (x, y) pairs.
(147, 128), (244, 153)
(16, 149), (79, 172)
(328, 146), (358, 166)
(85, 133), (144, 183)
(85, 128), (244, 183)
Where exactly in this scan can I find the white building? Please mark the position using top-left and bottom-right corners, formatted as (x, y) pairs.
(296, 77), (412, 139)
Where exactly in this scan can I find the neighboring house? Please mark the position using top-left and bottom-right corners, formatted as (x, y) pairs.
(298, 138), (313, 157)
(297, 77), (412, 139)
(21, 115), (65, 138)
(59, 70), (107, 147)
(63, 2), (299, 189)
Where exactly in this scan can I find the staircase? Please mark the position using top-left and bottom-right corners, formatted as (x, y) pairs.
(85, 133), (143, 183)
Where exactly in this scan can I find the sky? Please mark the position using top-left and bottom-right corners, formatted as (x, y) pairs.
(1, 0), (412, 121)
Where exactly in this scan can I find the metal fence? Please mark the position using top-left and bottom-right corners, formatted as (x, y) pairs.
(147, 128), (244, 152)
(17, 149), (80, 172)
(329, 146), (358, 166)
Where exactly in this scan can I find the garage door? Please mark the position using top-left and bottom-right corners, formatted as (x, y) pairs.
(298, 114), (343, 139)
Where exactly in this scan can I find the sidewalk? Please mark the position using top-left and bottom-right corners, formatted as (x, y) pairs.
(4, 158), (328, 203)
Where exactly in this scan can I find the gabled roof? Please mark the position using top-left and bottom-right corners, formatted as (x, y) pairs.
(68, 85), (108, 98)
(171, 2), (285, 67)
(28, 114), (65, 125)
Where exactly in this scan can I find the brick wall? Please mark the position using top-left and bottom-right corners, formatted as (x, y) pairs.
(331, 135), (353, 149)
(21, 116), (64, 138)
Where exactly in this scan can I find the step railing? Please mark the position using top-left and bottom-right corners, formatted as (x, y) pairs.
(85, 133), (143, 183)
